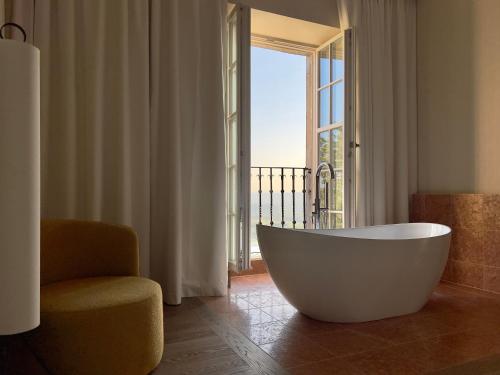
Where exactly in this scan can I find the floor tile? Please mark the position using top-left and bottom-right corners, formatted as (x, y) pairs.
(201, 295), (252, 313)
(429, 353), (500, 375)
(163, 332), (229, 362)
(280, 313), (345, 336)
(158, 349), (250, 375)
(429, 331), (500, 365)
(288, 357), (364, 375)
(346, 343), (430, 375)
(349, 312), (460, 344)
(261, 304), (299, 320)
(236, 320), (293, 345)
(420, 289), (474, 314)
(259, 336), (332, 368)
(221, 307), (277, 328)
(244, 292), (286, 308)
(308, 328), (389, 357)
(165, 319), (214, 344)
(433, 309), (500, 336)
(351, 331), (500, 375)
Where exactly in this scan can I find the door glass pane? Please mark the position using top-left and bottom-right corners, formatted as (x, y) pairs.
(229, 117), (238, 166)
(230, 20), (237, 64)
(318, 46), (329, 87)
(331, 81), (344, 124)
(330, 127), (343, 169)
(319, 88), (330, 127)
(329, 169), (343, 211)
(229, 67), (237, 114)
(328, 213), (343, 229)
(230, 168), (238, 213)
(319, 171), (331, 208)
(318, 131), (330, 163)
(231, 215), (239, 256)
(331, 38), (344, 81)
(227, 214), (234, 263)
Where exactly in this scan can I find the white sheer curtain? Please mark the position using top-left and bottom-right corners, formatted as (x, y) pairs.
(0, 0), (4, 24)
(149, 0), (227, 305)
(337, 0), (417, 225)
(5, 0), (227, 305)
(34, 0), (152, 275)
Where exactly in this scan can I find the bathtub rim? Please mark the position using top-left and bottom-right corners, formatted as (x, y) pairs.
(256, 222), (452, 242)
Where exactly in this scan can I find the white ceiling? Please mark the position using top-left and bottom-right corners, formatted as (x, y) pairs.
(251, 8), (340, 47)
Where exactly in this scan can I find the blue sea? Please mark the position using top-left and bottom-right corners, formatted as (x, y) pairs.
(250, 191), (310, 254)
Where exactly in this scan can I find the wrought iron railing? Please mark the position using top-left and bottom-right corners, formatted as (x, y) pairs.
(251, 166), (312, 229)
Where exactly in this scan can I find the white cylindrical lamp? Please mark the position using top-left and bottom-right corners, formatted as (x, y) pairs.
(0, 24), (40, 335)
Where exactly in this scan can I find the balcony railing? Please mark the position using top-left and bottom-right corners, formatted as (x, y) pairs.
(251, 166), (312, 229)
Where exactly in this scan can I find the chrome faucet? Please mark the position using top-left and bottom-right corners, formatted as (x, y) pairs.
(312, 162), (335, 229)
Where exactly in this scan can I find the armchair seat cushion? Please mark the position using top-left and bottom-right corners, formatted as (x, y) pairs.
(28, 276), (164, 375)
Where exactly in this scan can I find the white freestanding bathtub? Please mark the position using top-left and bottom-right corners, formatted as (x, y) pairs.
(256, 223), (451, 323)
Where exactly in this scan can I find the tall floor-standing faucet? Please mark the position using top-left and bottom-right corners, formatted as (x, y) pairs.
(313, 162), (335, 229)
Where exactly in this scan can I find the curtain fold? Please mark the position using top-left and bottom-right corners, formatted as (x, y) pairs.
(33, 0), (152, 275)
(149, 0), (227, 305)
(337, 0), (417, 226)
(0, 0), (4, 25)
(5, 0), (227, 304)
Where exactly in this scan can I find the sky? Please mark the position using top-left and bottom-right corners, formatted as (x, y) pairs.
(251, 46), (307, 172)
(250, 46), (309, 251)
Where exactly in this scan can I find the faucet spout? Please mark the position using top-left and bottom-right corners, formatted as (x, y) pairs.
(313, 162), (335, 229)
(315, 162), (335, 179)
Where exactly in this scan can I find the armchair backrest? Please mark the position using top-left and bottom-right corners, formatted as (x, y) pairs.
(41, 219), (140, 286)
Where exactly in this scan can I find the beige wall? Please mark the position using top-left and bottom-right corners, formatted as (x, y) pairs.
(418, 0), (500, 193)
(233, 0), (339, 27)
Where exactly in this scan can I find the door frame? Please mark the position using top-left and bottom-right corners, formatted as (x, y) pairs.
(226, 4), (251, 272)
(239, 5), (251, 270)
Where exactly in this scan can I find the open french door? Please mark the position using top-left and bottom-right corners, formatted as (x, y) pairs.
(313, 29), (355, 229)
(226, 5), (251, 272)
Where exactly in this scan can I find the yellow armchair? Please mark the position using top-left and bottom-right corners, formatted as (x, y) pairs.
(28, 220), (164, 375)
(40, 219), (140, 284)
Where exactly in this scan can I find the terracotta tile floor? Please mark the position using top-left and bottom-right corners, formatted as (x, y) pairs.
(201, 274), (500, 374)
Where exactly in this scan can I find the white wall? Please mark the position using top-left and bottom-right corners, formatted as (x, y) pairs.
(418, 0), (500, 193)
(233, 0), (339, 27)
(251, 9), (339, 46)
